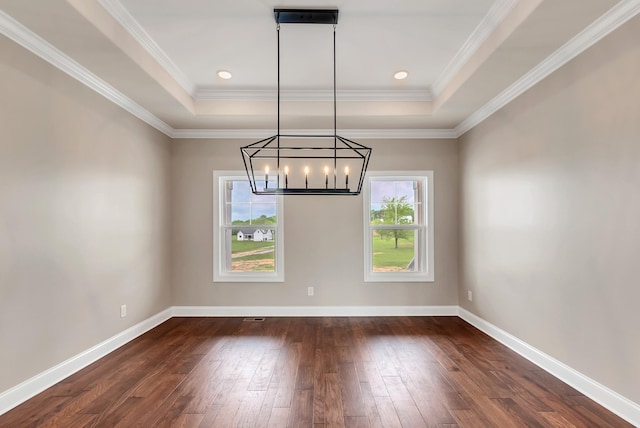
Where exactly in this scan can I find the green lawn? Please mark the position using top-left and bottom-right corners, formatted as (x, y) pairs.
(231, 235), (413, 272)
(372, 234), (414, 271)
(231, 237), (275, 272)
(231, 238), (274, 255)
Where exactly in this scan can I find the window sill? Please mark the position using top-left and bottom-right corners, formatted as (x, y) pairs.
(364, 272), (434, 283)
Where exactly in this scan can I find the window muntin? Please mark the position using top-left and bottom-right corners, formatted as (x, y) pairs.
(214, 173), (284, 282)
(364, 172), (434, 282)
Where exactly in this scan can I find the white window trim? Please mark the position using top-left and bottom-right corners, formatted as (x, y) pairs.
(213, 171), (284, 282)
(363, 171), (434, 282)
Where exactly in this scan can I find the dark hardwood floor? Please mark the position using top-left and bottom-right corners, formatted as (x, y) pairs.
(0, 316), (632, 427)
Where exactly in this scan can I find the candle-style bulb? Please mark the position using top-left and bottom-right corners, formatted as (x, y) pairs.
(304, 166), (309, 189)
(264, 165), (269, 189)
(284, 166), (289, 189)
(324, 166), (329, 189)
(345, 166), (349, 189)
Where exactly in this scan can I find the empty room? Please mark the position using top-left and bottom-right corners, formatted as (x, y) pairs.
(1, 0), (639, 426)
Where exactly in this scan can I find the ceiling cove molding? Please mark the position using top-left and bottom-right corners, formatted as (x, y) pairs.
(0, 10), (174, 137)
(0, 16), (447, 141)
(432, 0), (519, 97)
(194, 88), (433, 103)
(99, 0), (434, 104)
(98, 0), (196, 95)
(171, 128), (457, 140)
(454, 0), (640, 138)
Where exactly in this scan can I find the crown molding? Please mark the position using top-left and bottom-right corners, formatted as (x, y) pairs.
(170, 128), (457, 140)
(4, 1), (637, 142)
(454, 0), (640, 138)
(0, 9), (174, 137)
(99, 0), (434, 104)
(194, 88), (433, 103)
(97, 0), (196, 95)
(432, 0), (519, 97)
(0, 15), (446, 141)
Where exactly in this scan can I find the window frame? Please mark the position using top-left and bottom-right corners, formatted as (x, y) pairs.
(363, 171), (434, 282)
(213, 171), (284, 282)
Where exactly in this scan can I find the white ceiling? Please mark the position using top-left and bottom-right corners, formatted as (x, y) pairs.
(0, 0), (636, 137)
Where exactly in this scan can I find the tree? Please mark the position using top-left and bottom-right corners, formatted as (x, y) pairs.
(378, 196), (413, 249)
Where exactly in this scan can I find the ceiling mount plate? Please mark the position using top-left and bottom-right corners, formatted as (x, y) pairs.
(274, 8), (339, 25)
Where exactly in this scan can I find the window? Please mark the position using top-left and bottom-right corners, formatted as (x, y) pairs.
(213, 172), (284, 282)
(364, 171), (434, 282)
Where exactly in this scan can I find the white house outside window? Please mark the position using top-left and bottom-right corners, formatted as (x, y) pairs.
(364, 171), (434, 282)
(213, 172), (284, 282)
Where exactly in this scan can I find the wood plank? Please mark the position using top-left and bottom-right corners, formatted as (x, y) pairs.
(344, 416), (371, 428)
(403, 375), (457, 426)
(338, 363), (367, 417)
(210, 378), (251, 426)
(313, 353), (327, 425)
(288, 388), (314, 428)
(252, 386), (279, 428)
(325, 373), (346, 427)
(46, 413), (98, 428)
(358, 382), (384, 428)
(272, 343), (301, 408)
(373, 396), (402, 428)
(147, 395), (192, 427)
(450, 409), (491, 428)
(355, 361), (388, 397)
(266, 407), (290, 428)
(294, 364), (315, 390)
(232, 390), (266, 427)
(1, 317), (632, 428)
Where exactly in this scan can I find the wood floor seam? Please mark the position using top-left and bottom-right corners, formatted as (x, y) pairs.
(0, 316), (632, 427)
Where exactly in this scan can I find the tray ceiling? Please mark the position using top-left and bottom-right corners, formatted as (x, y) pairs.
(0, 0), (636, 137)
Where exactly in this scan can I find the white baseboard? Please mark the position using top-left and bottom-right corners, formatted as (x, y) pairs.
(458, 307), (640, 427)
(0, 307), (173, 416)
(171, 305), (459, 317)
(3, 305), (637, 426)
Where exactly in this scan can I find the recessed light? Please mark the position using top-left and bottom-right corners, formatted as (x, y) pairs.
(394, 70), (409, 80)
(217, 70), (232, 80)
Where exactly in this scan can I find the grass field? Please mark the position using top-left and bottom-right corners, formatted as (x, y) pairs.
(231, 238), (274, 253)
(372, 234), (414, 271)
(231, 237), (275, 272)
(230, 236), (414, 272)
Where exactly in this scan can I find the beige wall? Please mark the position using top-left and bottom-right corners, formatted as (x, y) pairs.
(5, 6), (638, 414)
(171, 138), (459, 307)
(0, 36), (172, 392)
(459, 16), (640, 404)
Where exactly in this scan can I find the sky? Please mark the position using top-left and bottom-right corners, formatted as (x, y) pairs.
(230, 180), (276, 223)
(229, 179), (419, 223)
(370, 180), (417, 211)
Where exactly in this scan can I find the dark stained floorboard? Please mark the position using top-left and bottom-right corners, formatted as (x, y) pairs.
(0, 317), (633, 427)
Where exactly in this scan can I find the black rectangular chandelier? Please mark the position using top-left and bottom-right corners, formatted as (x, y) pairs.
(241, 8), (372, 195)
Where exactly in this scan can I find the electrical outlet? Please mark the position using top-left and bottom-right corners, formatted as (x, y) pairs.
(468, 291), (473, 302)
(307, 286), (314, 297)
(120, 304), (127, 318)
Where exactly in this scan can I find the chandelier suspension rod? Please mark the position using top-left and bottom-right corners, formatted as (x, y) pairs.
(240, 8), (371, 196)
(333, 24), (337, 188)
(276, 23), (281, 189)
